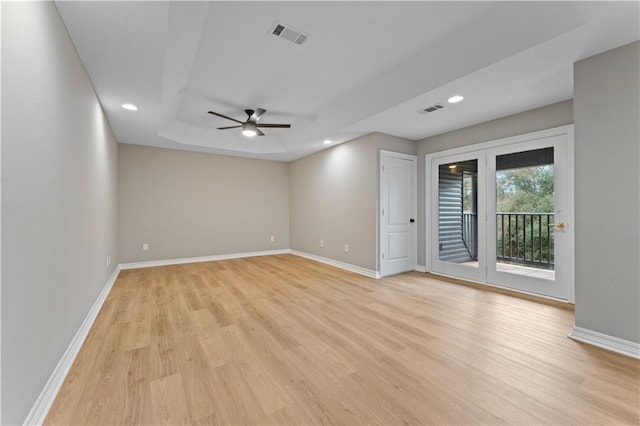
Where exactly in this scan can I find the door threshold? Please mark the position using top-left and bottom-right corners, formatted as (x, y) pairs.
(423, 271), (574, 310)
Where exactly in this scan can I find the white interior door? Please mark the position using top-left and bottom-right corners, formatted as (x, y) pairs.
(380, 151), (417, 277)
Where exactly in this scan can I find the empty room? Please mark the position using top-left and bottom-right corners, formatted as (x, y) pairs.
(2, 1), (639, 425)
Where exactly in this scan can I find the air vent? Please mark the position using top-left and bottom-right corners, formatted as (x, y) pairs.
(270, 21), (309, 45)
(420, 104), (445, 114)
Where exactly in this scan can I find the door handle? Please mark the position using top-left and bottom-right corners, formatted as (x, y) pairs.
(555, 222), (565, 230)
(410, 218), (415, 223)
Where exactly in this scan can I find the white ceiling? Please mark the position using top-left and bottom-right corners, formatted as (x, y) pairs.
(55, 1), (639, 162)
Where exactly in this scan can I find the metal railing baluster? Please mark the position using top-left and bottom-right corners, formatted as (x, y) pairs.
(495, 212), (554, 269)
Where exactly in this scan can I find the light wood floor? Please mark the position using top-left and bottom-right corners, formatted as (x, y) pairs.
(46, 254), (639, 425)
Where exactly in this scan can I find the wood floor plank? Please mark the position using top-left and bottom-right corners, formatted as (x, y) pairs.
(149, 374), (190, 425)
(45, 254), (640, 425)
(214, 361), (266, 425)
(175, 334), (220, 422)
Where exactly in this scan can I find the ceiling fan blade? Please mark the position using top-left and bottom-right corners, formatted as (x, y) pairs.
(256, 123), (291, 128)
(256, 129), (265, 136)
(251, 108), (267, 122)
(217, 125), (242, 130)
(208, 111), (243, 124)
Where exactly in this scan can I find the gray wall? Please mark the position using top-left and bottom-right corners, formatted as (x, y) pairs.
(290, 132), (415, 271)
(415, 100), (574, 266)
(1, 2), (119, 424)
(574, 41), (640, 343)
(118, 144), (290, 263)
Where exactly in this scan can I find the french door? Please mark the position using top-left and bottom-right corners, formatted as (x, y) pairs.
(428, 127), (573, 301)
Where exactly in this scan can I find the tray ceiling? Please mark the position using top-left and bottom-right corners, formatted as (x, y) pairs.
(55, 1), (639, 161)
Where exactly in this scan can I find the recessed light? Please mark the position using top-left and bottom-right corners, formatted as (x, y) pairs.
(122, 103), (138, 111)
(323, 139), (333, 145)
(447, 95), (464, 104)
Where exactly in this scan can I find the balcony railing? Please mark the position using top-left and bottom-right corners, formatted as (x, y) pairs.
(462, 212), (477, 259)
(497, 212), (554, 269)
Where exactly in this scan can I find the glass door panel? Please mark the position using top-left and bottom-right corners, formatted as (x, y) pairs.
(495, 147), (555, 280)
(431, 152), (486, 283)
(438, 160), (478, 265)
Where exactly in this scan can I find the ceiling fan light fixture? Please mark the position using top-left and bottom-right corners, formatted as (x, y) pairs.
(242, 122), (258, 137)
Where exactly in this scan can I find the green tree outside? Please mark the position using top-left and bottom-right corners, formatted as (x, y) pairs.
(496, 165), (554, 213)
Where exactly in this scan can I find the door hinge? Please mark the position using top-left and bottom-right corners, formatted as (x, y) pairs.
(382, 209), (385, 216)
(382, 165), (385, 172)
(382, 253), (385, 259)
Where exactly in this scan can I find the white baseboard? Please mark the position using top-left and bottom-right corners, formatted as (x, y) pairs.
(290, 250), (380, 279)
(23, 266), (121, 426)
(569, 326), (640, 359)
(414, 264), (427, 273)
(118, 249), (291, 270)
(121, 248), (383, 279)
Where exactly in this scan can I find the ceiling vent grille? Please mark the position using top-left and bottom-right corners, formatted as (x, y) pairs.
(271, 22), (309, 45)
(420, 104), (445, 114)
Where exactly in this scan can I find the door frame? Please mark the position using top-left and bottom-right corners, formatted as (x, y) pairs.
(425, 125), (575, 302)
(379, 150), (418, 277)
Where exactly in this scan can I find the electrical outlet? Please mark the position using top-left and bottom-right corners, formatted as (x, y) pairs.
(270, 235), (275, 242)
(142, 243), (149, 251)
(344, 244), (349, 253)
(320, 240), (324, 248)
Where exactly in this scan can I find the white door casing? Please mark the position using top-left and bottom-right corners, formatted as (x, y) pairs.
(380, 151), (417, 277)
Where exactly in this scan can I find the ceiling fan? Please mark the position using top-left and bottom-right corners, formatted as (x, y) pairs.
(207, 108), (291, 137)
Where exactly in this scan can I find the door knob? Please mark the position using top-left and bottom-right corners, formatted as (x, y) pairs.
(555, 222), (565, 230)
